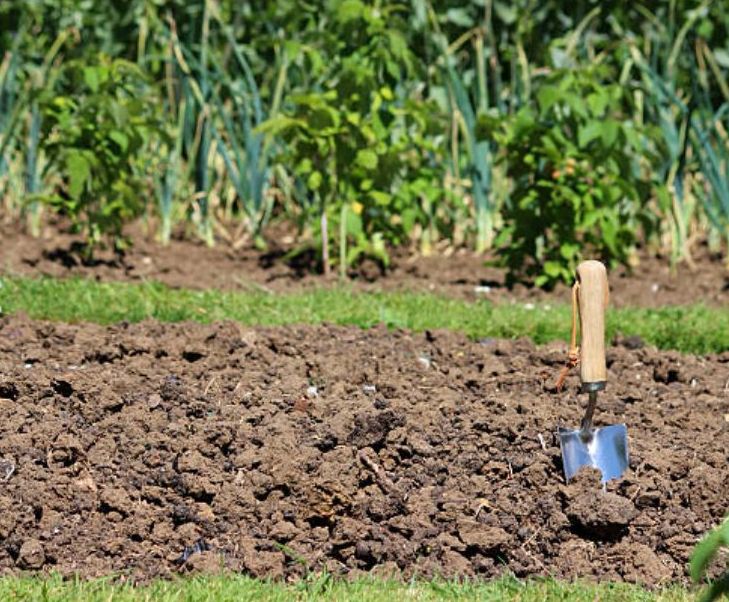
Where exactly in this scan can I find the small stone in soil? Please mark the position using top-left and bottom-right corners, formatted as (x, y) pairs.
(17, 539), (45, 569)
(174, 538), (211, 565)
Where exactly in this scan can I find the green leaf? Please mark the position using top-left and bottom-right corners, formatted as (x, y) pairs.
(109, 130), (129, 152)
(66, 151), (91, 199)
(356, 149), (378, 170)
(493, 1), (517, 24)
(283, 40), (301, 59)
(336, 0), (364, 22)
(307, 171), (323, 191)
(586, 90), (610, 116)
(346, 208), (363, 237)
(690, 517), (729, 582)
(537, 86), (562, 114)
(559, 242), (579, 261)
(296, 158), (313, 175)
(600, 121), (619, 147)
(345, 111), (361, 126)
(83, 67), (100, 93)
(256, 114), (301, 136)
(543, 261), (563, 278)
(445, 8), (473, 27)
(370, 190), (391, 205)
(371, 232), (389, 266)
(535, 274), (549, 287)
(578, 121), (602, 148)
(565, 95), (587, 118)
(714, 48), (729, 68)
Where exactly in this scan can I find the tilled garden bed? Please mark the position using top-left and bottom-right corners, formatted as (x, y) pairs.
(0, 315), (726, 584)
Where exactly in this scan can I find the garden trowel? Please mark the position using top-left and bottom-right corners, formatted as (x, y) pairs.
(558, 260), (629, 484)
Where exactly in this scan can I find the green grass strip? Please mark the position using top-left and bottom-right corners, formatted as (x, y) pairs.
(0, 574), (696, 601)
(0, 276), (727, 354)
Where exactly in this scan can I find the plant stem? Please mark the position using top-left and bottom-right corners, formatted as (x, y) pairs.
(339, 203), (347, 280)
(321, 210), (330, 276)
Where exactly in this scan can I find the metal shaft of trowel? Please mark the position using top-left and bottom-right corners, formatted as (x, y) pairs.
(579, 382), (605, 438)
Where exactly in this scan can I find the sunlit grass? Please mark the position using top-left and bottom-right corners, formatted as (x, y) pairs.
(0, 276), (727, 354)
(0, 573), (697, 601)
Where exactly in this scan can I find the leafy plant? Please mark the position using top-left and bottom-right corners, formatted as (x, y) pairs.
(260, 0), (435, 274)
(492, 67), (654, 287)
(39, 55), (162, 258)
(691, 516), (729, 602)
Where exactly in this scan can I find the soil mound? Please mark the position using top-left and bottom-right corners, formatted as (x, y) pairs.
(0, 316), (726, 584)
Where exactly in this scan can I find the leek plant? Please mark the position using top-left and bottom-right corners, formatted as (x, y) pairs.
(0, 38), (22, 216)
(631, 51), (697, 268)
(691, 105), (729, 262)
(445, 58), (497, 254)
(437, 8), (504, 255)
(23, 101), (42, 236)
(1, 27), (67, 227)
(210, 11), (287, 248)
(631, 36), (729, 265)
(167, 8), (216, 247)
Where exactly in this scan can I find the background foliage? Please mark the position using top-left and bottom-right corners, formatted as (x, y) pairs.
(1, 0), (728, 283)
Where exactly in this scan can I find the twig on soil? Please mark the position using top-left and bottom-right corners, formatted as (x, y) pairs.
(537, 433), (547, 451)
(204, 376), (217, 396)
(357, 448), (400, 499)
(1, 460), (15, 482)
(629, 485), (642, 502)
(520, 525), (544, 550)
(234, 278), (274, 295)
(474, 498), (493, 518)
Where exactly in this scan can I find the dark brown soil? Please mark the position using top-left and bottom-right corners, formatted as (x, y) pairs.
(2, 222), (728, 307)
(0, 315), (726, 584)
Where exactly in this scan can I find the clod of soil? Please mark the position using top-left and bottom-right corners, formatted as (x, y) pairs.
(17, 539), (45, 570)
(566, 492), (638, 539)
(562, 468), (638, 539)
(0, 315), (726, 585)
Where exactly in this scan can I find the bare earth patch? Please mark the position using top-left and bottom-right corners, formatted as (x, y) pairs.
(0, 316), (726, 584)
(2, 222), (728, 307)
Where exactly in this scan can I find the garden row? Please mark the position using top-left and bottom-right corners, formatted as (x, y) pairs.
(1, 0), (728, 285)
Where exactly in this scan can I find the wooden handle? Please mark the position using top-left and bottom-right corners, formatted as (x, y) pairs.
(576, 260), (609, 390)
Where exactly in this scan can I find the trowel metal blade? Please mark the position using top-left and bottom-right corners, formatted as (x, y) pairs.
(558, 423), (629, 483)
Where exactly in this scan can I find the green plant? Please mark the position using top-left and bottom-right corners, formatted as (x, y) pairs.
(210, 8), (287, 248)
(1, 0), (729, 279)
(492, 66), (654, 287)
(444, 58), (498, 254)
(168, 7), (217, 247)
(691, 106), (729, 262)
(621, 0), (724, 269)
(260, 0), (434, 274)
(0, 24), (67, 227)
(0, 39), (22, 212)
(39, 55), (161, 258)
(691, 516), (729, 602)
